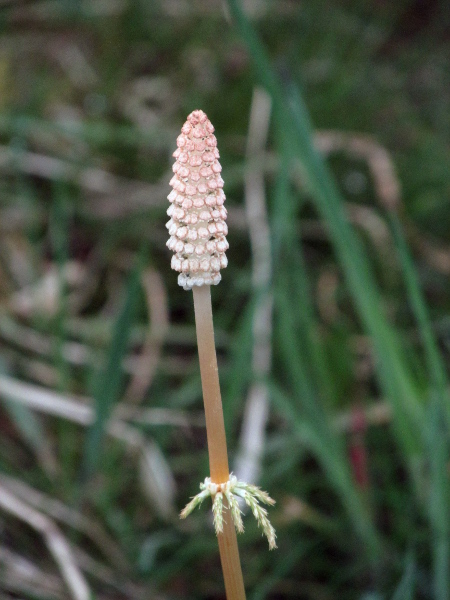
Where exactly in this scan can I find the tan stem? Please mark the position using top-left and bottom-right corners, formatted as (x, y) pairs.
(193, 285), (229, 482)
(192, 285), (246, 600)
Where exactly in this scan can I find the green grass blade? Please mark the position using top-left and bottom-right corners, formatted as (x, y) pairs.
(271, 142), (335, 403)
(49, 180), (76, 492)
(391, 554), (415, 600)
(389, 212), (450, 598)
(226, 0), (423, 467)
(222, 294), (257, 429)
(0, 361), (55, 477)
(426, 395), (450, 599)
(81, 248), (145, 482)
(274, 281), (319, 423)
(49, 180), (71, 390)
(286, 81), (423, 440)
(2, 398), (55, 475)
(250, 540), (313, 600)
(388, 212), (449, 401)
(269, 378), (380, 558)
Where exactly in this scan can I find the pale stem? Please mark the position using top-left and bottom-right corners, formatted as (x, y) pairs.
(192, 284), (246, 600)
(192, 285), (229, 483)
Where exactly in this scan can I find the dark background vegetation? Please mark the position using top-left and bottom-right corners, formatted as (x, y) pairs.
(0, 1), (449, 599)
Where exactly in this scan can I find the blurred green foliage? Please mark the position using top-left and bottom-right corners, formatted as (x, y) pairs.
(0, 1), (449, 599)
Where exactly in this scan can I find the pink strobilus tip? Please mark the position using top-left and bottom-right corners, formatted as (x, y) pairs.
(166, 110), (229, 290)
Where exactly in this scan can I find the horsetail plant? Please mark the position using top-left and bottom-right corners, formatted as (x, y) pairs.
(166, 110), (276, 599)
